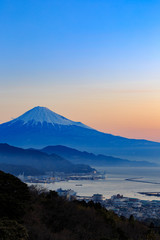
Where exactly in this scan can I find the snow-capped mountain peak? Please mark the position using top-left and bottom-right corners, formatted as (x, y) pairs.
(10, 106), (90, 128)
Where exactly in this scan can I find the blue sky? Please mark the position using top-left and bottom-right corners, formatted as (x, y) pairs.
(0, 0), (160, 140)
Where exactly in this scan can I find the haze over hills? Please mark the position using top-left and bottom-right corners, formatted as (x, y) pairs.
(41, 145), (157, 167)
(0, 106), (160, 161)
(0, 143), (94, 174)
(0, 163), (44, 176)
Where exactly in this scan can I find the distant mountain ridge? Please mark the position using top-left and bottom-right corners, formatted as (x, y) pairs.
(1, 106), (160, 161)
(41, 145), (157, 167)
(0, 163), (44, 176)
(0, 143), (95, 174)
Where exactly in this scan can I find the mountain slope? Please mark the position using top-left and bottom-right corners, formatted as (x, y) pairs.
(7, 106), (90, 128)
(0, 163), (44, 176)
(41, 145), (157, 167)
(0, 106), (160, 161)
(0, 144), (95, 174)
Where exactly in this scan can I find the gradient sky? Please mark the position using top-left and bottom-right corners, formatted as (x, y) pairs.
(0, 0), (160, 141)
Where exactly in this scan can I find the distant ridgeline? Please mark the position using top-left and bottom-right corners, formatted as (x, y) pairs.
(0, 143), (95, 176)
(0, 106), (160, 162)
(0, 143), (156, 178)
(41, 145), (157, 167)
(1, 170), (160, 240)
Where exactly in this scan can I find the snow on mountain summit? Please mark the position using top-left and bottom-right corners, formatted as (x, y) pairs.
(10, 106), (90, 128)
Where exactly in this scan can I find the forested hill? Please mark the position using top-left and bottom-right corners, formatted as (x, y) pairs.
(0, 170), (160, 240)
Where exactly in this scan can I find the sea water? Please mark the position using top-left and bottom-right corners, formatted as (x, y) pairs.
(36, 167), (160, 201)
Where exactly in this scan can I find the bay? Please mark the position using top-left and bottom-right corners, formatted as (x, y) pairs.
(34, 167), (160, 201)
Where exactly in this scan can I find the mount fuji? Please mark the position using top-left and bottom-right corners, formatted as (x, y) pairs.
(10, 106), (91, 129)
(0, 106), (160, 161)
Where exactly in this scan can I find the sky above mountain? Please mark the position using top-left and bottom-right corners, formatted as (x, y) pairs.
(0, 0), (160, 141)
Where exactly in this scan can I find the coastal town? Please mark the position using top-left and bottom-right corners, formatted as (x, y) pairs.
(18, 173), (160, 221)
(18, 171), (105, 183)
(56, 189), (160, 221)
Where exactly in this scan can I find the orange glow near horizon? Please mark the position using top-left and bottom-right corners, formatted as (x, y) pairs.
(1, 85), (160, 143)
